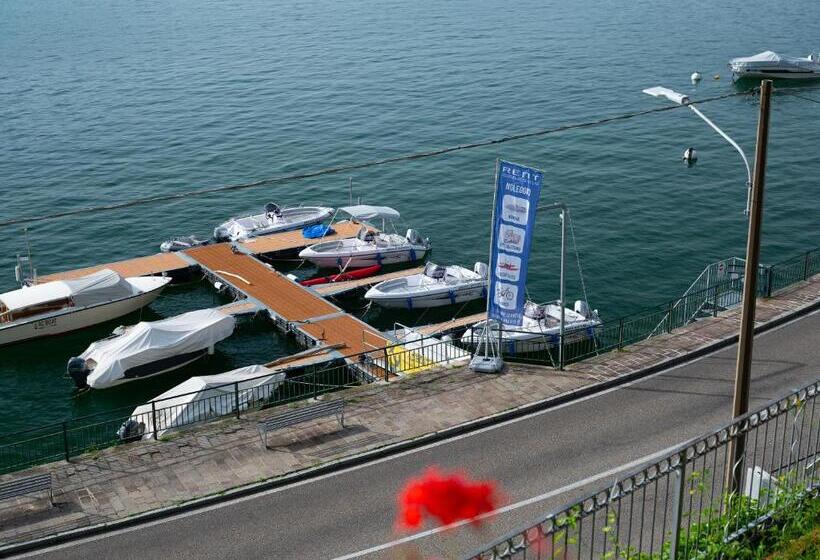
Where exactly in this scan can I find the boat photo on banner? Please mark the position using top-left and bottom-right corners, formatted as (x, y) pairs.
(471, 159), (543, 373)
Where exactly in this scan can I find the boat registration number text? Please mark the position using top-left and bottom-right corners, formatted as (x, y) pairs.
(33, 318), (58, 330)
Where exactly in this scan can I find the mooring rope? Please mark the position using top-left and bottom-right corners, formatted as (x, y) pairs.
(0, 89), (756, 229)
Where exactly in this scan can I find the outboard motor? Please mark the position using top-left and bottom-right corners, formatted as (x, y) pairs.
(574, 300), (592, 319)
(264, 202), (282, 218)
(67, 357), (91, 390)
(213, 226), (229, 242)
(406, 229), (423, 245)
(474, 262), (489, 279)
(116, 419), (146, 443)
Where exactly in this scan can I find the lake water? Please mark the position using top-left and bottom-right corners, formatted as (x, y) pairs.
(1, 0), (818, 433)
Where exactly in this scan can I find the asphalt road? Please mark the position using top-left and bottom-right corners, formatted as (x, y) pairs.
(17, 309), (820, 560)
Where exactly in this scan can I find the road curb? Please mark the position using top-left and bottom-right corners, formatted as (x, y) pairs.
(3, 295), (818, 558)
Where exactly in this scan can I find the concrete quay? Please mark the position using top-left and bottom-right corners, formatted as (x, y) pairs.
(0, 274), (818, 553)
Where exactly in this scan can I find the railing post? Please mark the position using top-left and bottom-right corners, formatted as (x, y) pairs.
(617, 318), (624, 350)
(234, 382), (241, 418)
(313, 371), (319, 399)
(470, 329), (475, 358)
(666, 300), (674, 333)
(766, 266), (773, 297)
(804, 250), (811, 281)
(383, 348), (390, 382)
(669, 457), (687, 560)
(62, 421), (70, 463)
(712, 284), (719, 317)
(151, 401), (158, 440)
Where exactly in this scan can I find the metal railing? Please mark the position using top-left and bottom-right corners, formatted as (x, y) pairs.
(0, 362), (360, 474)
(468, 379), (820, 559)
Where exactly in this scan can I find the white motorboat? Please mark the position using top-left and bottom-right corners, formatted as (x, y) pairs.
(213, 203), (334, 242)
(729, 51), (820, 81)
(121, 364), (286, 440)
(159, 235), (211, 253)
(461, 300), (601, 354)
(365, 262), (487, 309)
(0, 269), (170, 348)
(67, 308), (236, 390)
(298, 205), (430, 268)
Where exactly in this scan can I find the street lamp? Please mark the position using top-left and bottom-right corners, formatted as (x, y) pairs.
(643, 86), (752, 215)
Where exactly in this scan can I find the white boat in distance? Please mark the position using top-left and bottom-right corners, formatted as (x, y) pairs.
(298, 205), (430, 268)
(729, 51), (820, 80)
(0, 269), (170, 348)
(461, 300), (601, 354)
(365, 262), (488, 309)
(67, 308), (236, 390)
(213, 203), (334, 242)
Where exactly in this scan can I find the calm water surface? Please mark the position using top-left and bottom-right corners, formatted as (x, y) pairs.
(0, 0), (818, 432)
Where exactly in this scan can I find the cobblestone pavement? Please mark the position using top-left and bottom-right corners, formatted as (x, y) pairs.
(1, 276), (818, 547)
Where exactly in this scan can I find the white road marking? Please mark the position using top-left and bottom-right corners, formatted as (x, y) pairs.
(11, 308), (816, 559)
(328, 440), (690, 560)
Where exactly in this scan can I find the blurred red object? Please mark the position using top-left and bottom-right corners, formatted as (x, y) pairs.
(397, 467), (500, 530)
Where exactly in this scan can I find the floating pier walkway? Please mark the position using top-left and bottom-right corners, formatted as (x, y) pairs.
(34, 222), (462, 380)
(39, 221), (364, 282)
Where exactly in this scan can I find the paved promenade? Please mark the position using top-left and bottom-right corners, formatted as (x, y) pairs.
(1, 275), (818, 550)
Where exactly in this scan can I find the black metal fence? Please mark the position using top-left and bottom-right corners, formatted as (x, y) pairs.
(0, 362), (360, 474)
(467, 379), (820, 559)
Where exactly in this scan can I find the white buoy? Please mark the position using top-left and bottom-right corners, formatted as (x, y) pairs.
(683, 147), (698, 165)
(691, 71), (702, 84)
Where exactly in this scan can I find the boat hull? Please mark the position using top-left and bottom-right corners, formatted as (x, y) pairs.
(733, 69), (820, 80)
(461, 321), (599, 354)
(0, 283), (167, 348)
(368, 284), (486, 309)
(91, 350), (207, 389)
(302, 247), (429, 269)
(215, 207), (334, 242)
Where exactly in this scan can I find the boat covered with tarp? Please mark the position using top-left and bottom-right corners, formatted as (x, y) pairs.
(121, 365), (287, 440)
(729, 51), (820, 80)
(67, 308), (236, 389)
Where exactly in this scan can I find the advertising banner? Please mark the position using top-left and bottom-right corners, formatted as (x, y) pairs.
(487, 160), (543, 326)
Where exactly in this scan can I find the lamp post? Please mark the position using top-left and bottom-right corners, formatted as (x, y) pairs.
(645, 82), (774, 494)
(642, 86), (753, 215)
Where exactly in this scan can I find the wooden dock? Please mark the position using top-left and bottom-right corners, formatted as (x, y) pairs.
(39, 253), (189, 282)
(38, 221), (364, 283)
(414, 312), (486, 336)
(185, 244), (390, 359)
(311, 266), (425, 297)
(238, 220), (362, 255)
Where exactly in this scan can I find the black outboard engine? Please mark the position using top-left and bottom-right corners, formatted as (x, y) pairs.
(66, 357), (91, 390)
(265, 202), (282, 218)
(116, 419), (146, 443)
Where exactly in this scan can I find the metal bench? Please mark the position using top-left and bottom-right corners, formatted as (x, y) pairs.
(0, 473), (54, 506)
(257, 400), (345, 448)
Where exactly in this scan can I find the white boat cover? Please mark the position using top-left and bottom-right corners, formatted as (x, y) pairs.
(131, 365), (286, 438)
(82, 309), (236, 389)
(0, 269), (138, 312)
(340, 205), (401, 221)
(730, 50), (783, 64)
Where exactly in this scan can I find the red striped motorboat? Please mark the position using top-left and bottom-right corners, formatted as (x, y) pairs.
(300, 264), (382, 287)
